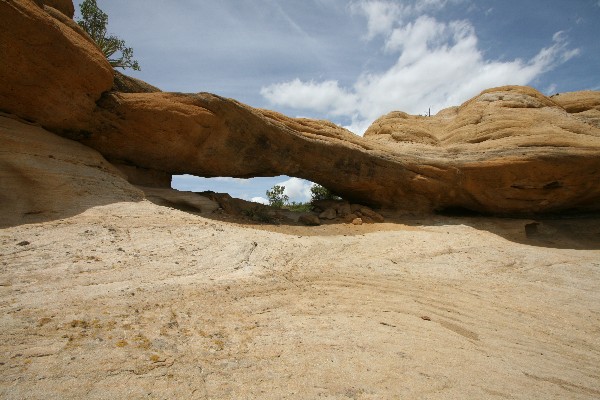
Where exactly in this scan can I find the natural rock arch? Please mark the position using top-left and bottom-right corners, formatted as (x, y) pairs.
(2, 0), (600, 216)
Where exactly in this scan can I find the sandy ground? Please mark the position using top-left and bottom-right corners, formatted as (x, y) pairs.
(1, 200), (599, 399)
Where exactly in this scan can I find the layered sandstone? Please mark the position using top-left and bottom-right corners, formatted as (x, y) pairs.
(1, 0), (599, 216)
(364, 86), (600, 213)
(0, 0), (113, 131)
(0, 114), (142, 227)
(38, 0), (75, 18)
(551, 90), (600, 128)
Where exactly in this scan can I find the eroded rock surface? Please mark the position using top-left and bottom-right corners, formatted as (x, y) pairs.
(0, 114), (142, 227)
(0, 0), (113, 131)
(551, 90), (600, 128)
(364, 86), (600, 214)
(72, 86), (600, 214)
(1, 0), (599, 215)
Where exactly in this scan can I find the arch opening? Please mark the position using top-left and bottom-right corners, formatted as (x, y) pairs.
(171, 174), (317, 205)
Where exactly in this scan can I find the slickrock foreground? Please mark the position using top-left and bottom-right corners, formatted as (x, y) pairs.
(2, 199), (600, 399)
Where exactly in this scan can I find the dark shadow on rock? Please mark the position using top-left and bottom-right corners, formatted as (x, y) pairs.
(0, 114), (144, 228)
(138, 186), (600, 250)
(421, 213), (600, 251)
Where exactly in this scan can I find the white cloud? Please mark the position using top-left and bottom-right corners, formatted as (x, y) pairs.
(250, 196), (269, 205)
(545, 83), (558, 95)
(275, 177), (314, 203)
(261, 79), (358, 117)
(350, 0), (404, 38)
(414, 0), (465, 14)
(261, 1), (580, 135)
(212, 177), (252, 185)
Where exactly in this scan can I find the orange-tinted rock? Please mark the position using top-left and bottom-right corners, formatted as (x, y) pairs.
(551, 91), (600, 128)
(551, 91), (600, 113)
(0, 114), (142, 227)
(67, 86), (600, 215)
(299, 214), (321, 226)
(364, 86), (600, 214)
(0, 0), (112, 131)
(71, 91), (447, 212)
(1, 1), (598, 216)
(113, 70), (162, 94)
(39, 0), (75, 18)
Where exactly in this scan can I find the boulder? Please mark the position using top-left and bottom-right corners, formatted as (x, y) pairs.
(352, 218), (363, 226)
(299, 214), (321, 226)
(337, 203), (352, 217)
(0, 0), (113, 132)
(312, 199), (346, 212)
(319, 208), (337, 220)
(356, 206), (384, 223)
(343, 213), (359, 223)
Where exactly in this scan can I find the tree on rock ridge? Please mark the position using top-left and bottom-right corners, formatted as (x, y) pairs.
(76, 0), (140, 71)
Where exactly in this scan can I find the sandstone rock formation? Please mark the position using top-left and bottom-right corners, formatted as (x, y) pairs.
(364, 86), (600, 214)
(1, 0), (599, 216)
(38, 0), (75, 18)
(72, 86), (600, 214)
(113, 70), (162, 94)
(140, 187), (219, 214)
(0, 0), (113, 131)
(552, 90), (600, 128)
(298, 213), (321, 226)
(0, 114), (142, 227)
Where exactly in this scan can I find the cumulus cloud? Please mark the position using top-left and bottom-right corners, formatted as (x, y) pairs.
(350, 0), (404, 39)
(250, 196), (269, 205)
(261, 79), (358, 117)
(261, 0), (580, 134)
(275, 177), (314, 203)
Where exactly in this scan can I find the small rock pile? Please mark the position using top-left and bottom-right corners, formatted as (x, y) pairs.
(299, 200), (385, 226)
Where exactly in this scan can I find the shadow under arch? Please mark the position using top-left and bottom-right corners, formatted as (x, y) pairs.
(138, 183), (600, 251)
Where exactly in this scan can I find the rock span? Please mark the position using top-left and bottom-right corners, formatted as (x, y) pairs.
(1, 0), (599, 215)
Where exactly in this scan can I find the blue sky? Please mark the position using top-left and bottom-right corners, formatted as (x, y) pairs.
(75, 0), (600, 204)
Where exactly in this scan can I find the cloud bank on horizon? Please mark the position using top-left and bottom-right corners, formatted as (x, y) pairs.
(261, 0), (580, 134)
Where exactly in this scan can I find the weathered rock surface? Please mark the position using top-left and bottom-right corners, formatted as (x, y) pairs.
(139, 187), (219, 214)
(113, 70), (162, 94)
(1, 1), (599, 216)
(299, 213), (321, 226)
(2, 201), (599, 399)
(0, 114), (142, 227)
(319, 208), (338, 220)
(38, 0), (75, 18)
(364, 86), (600, 214)
(551, 90), (600, 128)
(72, 85), (599, 214)
(0, 0), (113, 131)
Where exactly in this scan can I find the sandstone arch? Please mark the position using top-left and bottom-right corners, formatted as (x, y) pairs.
(2, 0), (600, 216)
